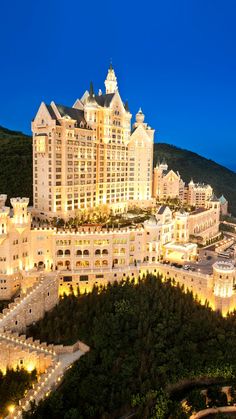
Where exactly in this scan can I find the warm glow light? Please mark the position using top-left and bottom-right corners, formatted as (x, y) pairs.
(8, 404), (15, 414)
(26, 362), (35, 373)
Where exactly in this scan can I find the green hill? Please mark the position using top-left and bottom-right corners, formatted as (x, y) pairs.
(0, 126), (32, 205)
(154, 143), (236, 215)
(0, 125), (235, 214)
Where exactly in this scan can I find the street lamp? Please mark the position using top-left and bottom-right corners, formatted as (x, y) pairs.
(8, 404), (15, 414)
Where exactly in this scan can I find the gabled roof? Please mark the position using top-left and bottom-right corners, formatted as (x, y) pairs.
(157, 205), (167, 215)
(164, 169), (179, 179)
(124, 101), (130, 112)
(209, 193), (219, 202)
(55, 104), (88, 125)
(32, 102), (60, 124)
(130, 123), (152, 142)
(45, 105), (58, 120)
(94, 93), (115, 107)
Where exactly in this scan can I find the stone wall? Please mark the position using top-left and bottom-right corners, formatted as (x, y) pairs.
(0, 274), (59, 333)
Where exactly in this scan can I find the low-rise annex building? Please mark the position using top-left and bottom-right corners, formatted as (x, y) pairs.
(0, 195), (208, 298)
(1, 192), (235, 316)
(153, 163), (185, 202)
(153, 163), (215, 209)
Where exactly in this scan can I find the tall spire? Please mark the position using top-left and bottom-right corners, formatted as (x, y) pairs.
(89, 81), (94, 97)
(105, 63), (118, 94)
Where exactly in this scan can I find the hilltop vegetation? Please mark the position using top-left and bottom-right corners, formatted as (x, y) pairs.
(25, 275), (236, 418)
(0, 126), (32, 205)
(1, 125), (236, 214)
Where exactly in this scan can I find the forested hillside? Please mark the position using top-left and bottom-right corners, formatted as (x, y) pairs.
(24, 275), (236, 418)
(0, 126), (32, 205)
(1, 125), (236, 214)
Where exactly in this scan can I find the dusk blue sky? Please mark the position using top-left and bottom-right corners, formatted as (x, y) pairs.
(0, 0), (236, 169)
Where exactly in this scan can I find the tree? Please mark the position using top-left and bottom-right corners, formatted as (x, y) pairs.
(186, 389), (206, 413)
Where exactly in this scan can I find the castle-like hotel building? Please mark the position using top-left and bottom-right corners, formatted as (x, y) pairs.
(2, 65), (236, 417)
(0, 65), (234, 317)
(32, 65), (154, 219)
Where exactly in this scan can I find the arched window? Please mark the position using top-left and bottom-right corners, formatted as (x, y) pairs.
(102, 249), (108, 255)
(76, 260), (90, 268)
(95, 260), (101, 267)
(65, 260), (70, 266)
(57, 261), (63, 267)
(83, 249), (89, 256)
(95, 249), (101, 255)
(102, 260), (108, 266)
(65, 249), (70, 255)
(57, 249), (63, 256)
(113, 258), (118, 265)
(76, 249), (82, 256)
(120, 248), (126, 254)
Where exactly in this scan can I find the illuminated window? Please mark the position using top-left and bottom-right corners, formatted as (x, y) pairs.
(36, 136), (47, 153)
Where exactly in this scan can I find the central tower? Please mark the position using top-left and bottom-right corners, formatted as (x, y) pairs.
(104, 64), (118, 94)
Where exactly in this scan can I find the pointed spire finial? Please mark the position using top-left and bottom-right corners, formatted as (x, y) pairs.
(89, 81), (94, 97)
(109, 58), (113, 70)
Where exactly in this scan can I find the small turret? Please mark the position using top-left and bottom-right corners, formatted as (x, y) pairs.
(213, 260), (235, 299)
(0, 195), (9, 242)
(0, 194), (7, 209)
(135, 108), (145, 124)
(10, 197), (30, 233)
(132, 108), (151, 132)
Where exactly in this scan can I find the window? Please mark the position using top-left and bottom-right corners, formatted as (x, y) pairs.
(36, 136), (47, 153)
(63, 276), (72, 282)
(80, 275), (88, 281)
